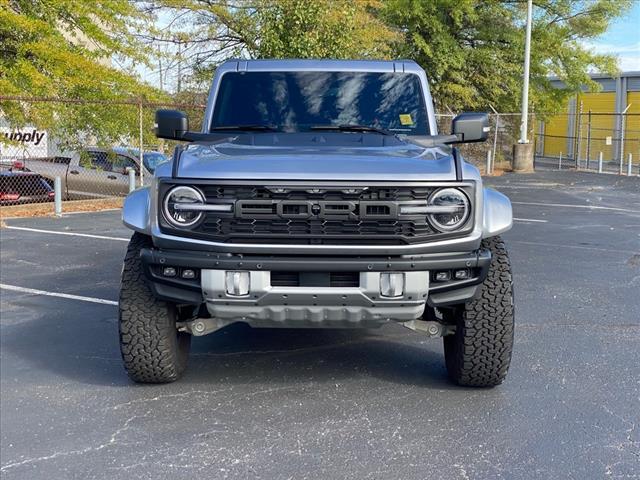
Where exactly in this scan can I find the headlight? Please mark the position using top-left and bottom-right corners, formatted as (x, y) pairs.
(163, 186), (205, 227)
(427, 188), (470, 232)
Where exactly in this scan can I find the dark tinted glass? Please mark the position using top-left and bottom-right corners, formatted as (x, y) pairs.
(143, 152), (168, 173)
(112, 155), (137, 174)
(211, 71), (429, 135)
(84, 151), (111, 170)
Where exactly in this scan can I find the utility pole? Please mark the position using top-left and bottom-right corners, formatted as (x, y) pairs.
(519, 0), (533, 144)
(513, 0), (535, 172)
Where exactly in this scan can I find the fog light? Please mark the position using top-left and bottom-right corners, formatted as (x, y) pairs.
(435, 271), (451, 282)
(380, 273), (404, 298)
(163, 267), (177, 277)
(454, 269), (470, 280)
(182, 269), (196, 279)
(225, 271), (250, 296)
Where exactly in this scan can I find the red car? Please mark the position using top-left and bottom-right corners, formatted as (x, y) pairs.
(0, 169), (55, 205)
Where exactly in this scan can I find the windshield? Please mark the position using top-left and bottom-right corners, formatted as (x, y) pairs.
(142, 152), (168, 173)
(211, 71), (430, 135)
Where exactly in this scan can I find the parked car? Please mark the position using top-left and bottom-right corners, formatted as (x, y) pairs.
(0, 170), (55, 205)
(120, 59), (514, 387)
(20, 147), (167, 199)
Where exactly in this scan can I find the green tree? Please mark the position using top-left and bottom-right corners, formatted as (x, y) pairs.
(149, 0), (398, 90)
(0, 0), (166, 147)
(256, 0), (396, 59)
(382, 0), (632, 115)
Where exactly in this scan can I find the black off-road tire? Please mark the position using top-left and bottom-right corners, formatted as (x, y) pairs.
(119, 233), (191, 383)
(443, 236), (514, 387)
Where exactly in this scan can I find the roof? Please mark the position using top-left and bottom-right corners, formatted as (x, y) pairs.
(218, 58), (423, 74)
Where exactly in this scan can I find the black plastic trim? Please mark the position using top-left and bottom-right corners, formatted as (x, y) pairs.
(148, 281), (203, 305)
(139, 247), (491, 305)
(453, 147), (463, 181)
(428, 285), (482, 307)
(141, 248), (490, 273)
(170, 144), (184, 178)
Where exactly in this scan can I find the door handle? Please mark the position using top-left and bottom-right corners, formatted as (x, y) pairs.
(70, 170), (79, 175)
(107, 175), (117, 180)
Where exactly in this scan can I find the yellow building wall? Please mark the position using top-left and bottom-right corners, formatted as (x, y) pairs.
(542, 106), (569, 157)
(542, 92), (619, 161)
(576, 92), (616, 161)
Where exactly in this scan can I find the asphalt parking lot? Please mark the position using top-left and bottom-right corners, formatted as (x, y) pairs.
(1, 171), (639, 479)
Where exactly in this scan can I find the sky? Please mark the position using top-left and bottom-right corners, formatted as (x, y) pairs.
(587, 1), (640, 71)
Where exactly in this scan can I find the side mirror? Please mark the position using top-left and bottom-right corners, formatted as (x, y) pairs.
(155, 109), (189, 140)
(451, 112), (490, 143)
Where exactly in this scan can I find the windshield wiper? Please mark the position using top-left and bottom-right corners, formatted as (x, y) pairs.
(309, 124), (394, 136)
(210, 124), (279, 132)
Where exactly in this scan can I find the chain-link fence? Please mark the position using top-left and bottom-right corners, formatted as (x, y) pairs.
(1, 97), (206, 209)
(535, 112), (640, 174)
(2, 97), (638, 213)
(437, 113), (540, 174)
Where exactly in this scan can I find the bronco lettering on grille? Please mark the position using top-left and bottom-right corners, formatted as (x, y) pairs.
(235, 200), (398, 220)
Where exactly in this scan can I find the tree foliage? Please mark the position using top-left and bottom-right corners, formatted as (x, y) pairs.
(147, 0), (398, 90)
(256, 0), (396, 59)
(0, 0), (166, 146)
(382, 0), (632, 114)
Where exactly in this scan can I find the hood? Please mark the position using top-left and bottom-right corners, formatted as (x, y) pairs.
(175, 133), (457, 181)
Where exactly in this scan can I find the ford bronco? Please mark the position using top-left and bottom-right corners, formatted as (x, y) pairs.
(120, 59), (514, 387)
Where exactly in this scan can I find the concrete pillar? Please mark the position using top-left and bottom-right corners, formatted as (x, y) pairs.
(513, 143), (535, 172)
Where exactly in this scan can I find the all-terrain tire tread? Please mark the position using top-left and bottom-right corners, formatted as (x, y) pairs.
(118, 233), (190, 383)
(444, 236), (514, 387)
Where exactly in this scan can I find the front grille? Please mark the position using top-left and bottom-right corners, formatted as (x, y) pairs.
(197, 218), (434, 244)
(330, 272), (360, 287)
(271, 272), (360, 287)
(199, 185), (435, 201)
(159, 182), (473, 245)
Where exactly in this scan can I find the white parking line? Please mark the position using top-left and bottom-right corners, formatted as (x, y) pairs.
(62, 208), (121, 215)
(0, 284), (118, 306)
(3, 226), (129, 241)
(513, 217), (548, 223)
(510, 240), (637, 254)
(512, 201), (639, 213)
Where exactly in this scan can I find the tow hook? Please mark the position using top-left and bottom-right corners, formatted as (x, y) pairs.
(402, 320), (455, 337)
(177, 318), (234, 336)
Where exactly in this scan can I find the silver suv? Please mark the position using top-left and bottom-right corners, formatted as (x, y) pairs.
(120, 59), (514, 387)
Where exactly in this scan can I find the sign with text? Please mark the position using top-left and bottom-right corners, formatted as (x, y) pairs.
(0, 127), (48, 159)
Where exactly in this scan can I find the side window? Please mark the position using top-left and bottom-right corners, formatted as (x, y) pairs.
(81, 151), (112, 171)
(79, 150), (95, 168)
(111, 155), (138, 175)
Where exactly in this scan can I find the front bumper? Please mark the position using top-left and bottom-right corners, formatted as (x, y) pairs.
(140, 248), (491, 324)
